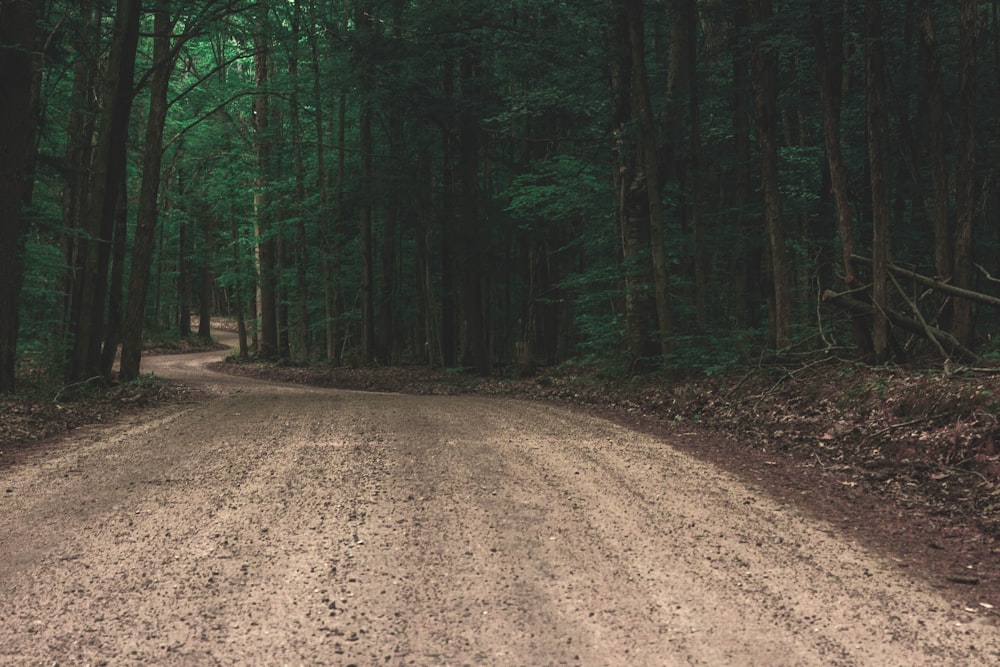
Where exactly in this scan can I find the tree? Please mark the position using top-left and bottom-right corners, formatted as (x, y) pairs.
(0, 0), (41, 393)
(748, 0), (792, 348)
(253, 13), (278, 360)
(121, 1), (174, 382)
(627, 0), (672, 366)
(866, 0), (891, 361)
(67, 0), (141, 382)
(952, 0), (978, 348)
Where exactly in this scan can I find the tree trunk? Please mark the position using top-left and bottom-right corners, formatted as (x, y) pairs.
(610, 0), (655, 369)
(440, 57), (457, 368)
(121, 2), (173, 381)
(918, 0), (950, 282)
(288, 0), (310, 361)
(198, 217), (215, 340)
(358, 2), (376, 365)
(68, 0), (140, 382)
(731, 1), (761, 330)
(812, 1), (855, 287)
(253, 28), (278, 360)
(749, 0), (792, 347)
(100, 172), (129, 379)
(458, 52), (489, 375)
(627, 0), (672, 366)
(952, 0), (978, 348)
(866, 0), (891, 361)
(58, 3), (98, 374)
(0, 0), (40, 393)
(178, 215), (192, 338)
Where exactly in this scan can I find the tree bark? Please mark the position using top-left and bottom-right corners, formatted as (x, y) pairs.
(952, 0), (978, 348)
(288, 0), (310, 361)
(918, 0), (950, 283)
(627, 0), (671, 366)
(458, 51), (489, 375)
(0, 0), (40, 393)
(609, 0), (655, 369)
(253, 26), (278, 360)
(358, 2), (376, 365)
(866, 0), (891, 361)
(121, 2), (173, 381)
(748, 0), (792, 347)
(68, 0), (140, 382)
(812, 1), (854, 287)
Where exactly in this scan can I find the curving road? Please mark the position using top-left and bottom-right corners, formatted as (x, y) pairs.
(1, 334), (998, 665)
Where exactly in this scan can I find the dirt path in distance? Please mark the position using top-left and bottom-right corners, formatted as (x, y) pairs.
(0, 334), (997, 665)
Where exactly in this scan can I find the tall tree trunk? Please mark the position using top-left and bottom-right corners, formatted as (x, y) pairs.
(627, 0), (671, 366)
(812, 1), (855, 288)
(358, 3), (376, 365)
(59, 2), (98, 374)
(121, 2), (172, 381)
(458, 51), (489, 375)
(731, 1), (761, 330)
(749, 0), (792, 348)
(198, 217), (215, 340)
(0, 0), (40, 393)
(918, 0), (950, 283)
(100, 171), (129, 378)
(68, 0), (140, 382)
(610, 0), (655, 369)
(440, 57), (457, 368)
(953, 0), (978, 348)
(866, 0), (891, 361)
(253, 27), (278, 360)
(289, 0), (310, 361)
(178, 214), (192, 338)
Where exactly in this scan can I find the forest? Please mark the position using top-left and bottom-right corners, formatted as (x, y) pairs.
(2, 0), (1000, 394)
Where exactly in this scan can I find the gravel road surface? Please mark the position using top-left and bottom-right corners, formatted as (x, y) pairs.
(1, 336), (998, 665)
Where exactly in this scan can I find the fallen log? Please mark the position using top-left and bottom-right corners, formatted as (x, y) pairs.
(821, 289), (978, 361)
(851, 255), (1000, 308)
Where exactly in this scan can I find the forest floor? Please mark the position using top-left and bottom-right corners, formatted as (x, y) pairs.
(2, 330), (1000, 616)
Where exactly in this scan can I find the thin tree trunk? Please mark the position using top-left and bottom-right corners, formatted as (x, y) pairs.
(626, 0), (671, 366)
(358, 3), (376, 365)
(198, 217), (215, 340)
(458, 51), (488, 375)
(812, 1), (855, 287)
(866, 0), (891, 360)
(952, 0), (978, 347)
(440, 57), (457, 368)
(610, 0), (655, 369)
(731, 1), (761, 330)
(289, 0), (309, 361)
(918, 0), (950, 282)
(749, 0), (792, 347)
(253, 27), (278, 360)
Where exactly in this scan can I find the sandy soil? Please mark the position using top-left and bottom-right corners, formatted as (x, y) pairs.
(1, 334), (998, 665)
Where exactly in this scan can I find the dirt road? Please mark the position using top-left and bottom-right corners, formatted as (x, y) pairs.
(1, 337), (998, 665)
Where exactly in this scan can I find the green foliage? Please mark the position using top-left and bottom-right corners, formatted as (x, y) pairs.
(11, 0), (1000, 385)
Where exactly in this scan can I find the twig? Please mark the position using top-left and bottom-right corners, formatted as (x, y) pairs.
(889, 272), (950, 362)
(53, 376), (105, 402)
(863, 412), (949, 444)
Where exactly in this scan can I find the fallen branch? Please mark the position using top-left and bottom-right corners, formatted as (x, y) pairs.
(852, 254), (1000, 308)
(889, 272), (950, 361)
(821, 290), (977, 361)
